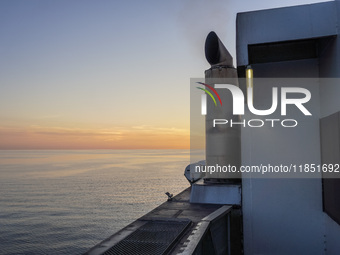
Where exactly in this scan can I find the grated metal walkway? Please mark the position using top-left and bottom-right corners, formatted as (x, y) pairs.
(102, 220), (191, 255)
(84, 187), (228, 255)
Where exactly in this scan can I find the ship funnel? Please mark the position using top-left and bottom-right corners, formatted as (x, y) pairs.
(190, 31), (241, 204)
(204, 32), (241, 182)
(205, 31), (233, 67)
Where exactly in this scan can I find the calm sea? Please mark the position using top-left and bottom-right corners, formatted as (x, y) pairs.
(0, 150), (193, 255)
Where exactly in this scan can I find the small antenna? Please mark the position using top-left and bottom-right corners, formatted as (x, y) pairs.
(165, 192), (173, 201)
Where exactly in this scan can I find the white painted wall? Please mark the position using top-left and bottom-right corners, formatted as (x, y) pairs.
(236, 3), (340, 253)
(241, 60), (326, 255)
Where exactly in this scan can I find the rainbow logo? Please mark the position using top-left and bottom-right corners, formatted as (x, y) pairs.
(196, 82), (222, 107)
(196, 82), (222, 115)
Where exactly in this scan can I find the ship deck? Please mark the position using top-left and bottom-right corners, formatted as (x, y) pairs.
(84, 187), (236, 255)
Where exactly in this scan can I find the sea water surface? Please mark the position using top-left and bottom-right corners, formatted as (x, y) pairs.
(0, 150), (193, 255)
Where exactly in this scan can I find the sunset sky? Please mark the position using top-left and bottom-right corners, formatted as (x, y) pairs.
(0, 0), (329, 149)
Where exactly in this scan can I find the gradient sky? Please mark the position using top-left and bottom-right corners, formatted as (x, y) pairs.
(0, 0), (330, 149)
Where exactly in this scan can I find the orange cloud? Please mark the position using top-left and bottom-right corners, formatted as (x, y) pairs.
(0, 125), (189, 149)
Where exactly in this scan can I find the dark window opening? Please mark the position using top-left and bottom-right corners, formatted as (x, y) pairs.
(320, 112), (340, 225)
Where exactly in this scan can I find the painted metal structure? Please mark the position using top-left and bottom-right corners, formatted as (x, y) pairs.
(236, 1), (340, 254)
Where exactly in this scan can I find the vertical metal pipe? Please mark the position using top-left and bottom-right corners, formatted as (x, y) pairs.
(204, 32), (241, 182)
